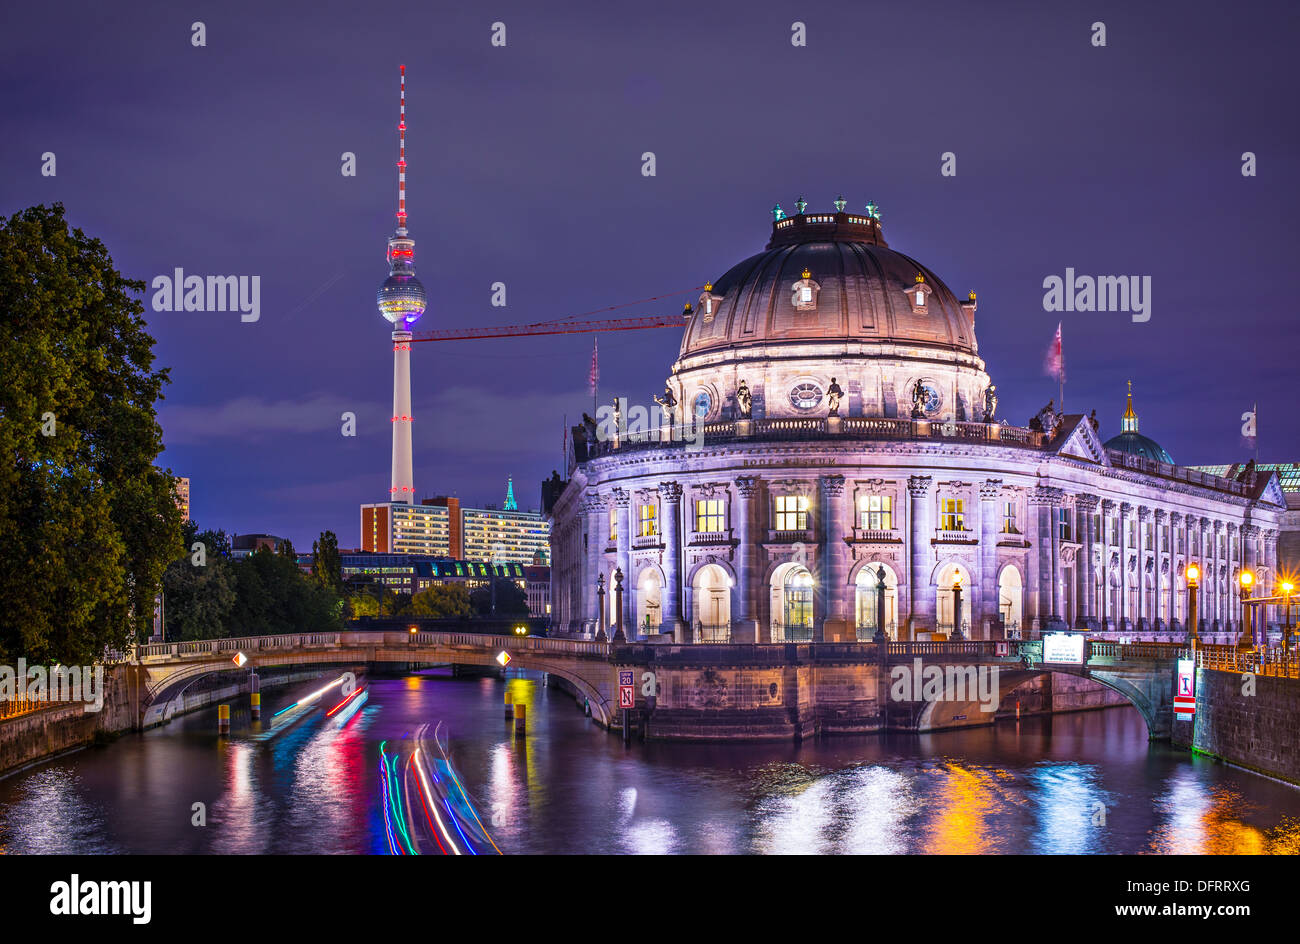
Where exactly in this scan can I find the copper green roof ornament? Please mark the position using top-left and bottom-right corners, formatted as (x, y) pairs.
(795, 196), (807, 214)
(865, 201), (881, 220)
(833, 195), (847, 212)
(772, 204), (786, 221)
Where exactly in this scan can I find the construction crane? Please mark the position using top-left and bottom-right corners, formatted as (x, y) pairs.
(405, 286), (701, 343)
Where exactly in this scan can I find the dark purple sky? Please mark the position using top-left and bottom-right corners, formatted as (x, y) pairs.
(3, 0), (1297, 549)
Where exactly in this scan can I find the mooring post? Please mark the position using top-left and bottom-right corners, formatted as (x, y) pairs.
(217, 703), (230, 735)
(504, 690), (514, 720)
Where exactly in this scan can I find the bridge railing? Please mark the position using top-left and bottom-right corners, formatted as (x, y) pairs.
(1198, 645), (1300, 679)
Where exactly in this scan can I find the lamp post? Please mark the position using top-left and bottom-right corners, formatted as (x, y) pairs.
(950, 573), (965, 641)
(596, 573), (607, 641)
(1238, 570), (1254, 650)
(1185, 563), (1200, 645)
(1282, 581), (1295, 653)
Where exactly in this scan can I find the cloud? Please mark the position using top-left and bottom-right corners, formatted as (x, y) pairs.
(160, 394), (384, 445)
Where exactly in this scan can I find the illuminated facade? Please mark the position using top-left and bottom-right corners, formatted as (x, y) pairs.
(462, 505), (550, 565)
(174, 476), (190, 521)
(548, 203), (1287, 643)
(360, 502), (451, 556)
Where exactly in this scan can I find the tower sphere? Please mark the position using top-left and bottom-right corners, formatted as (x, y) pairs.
(377, 271), (427, 326)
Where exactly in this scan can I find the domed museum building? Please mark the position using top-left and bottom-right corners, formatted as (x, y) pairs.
(547, 203), (1286, 644)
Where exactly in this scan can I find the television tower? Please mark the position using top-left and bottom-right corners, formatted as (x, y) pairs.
(375, 65), (426, 503)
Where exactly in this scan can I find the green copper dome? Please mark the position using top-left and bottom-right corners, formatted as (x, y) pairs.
(1102, 382), (1173, 463)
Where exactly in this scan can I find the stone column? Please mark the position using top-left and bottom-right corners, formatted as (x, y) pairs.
(611, 488), (631, 636)
(1226, 522), (1238, 634)
(978, 479), (1002, 638)
(1076, 494), (1099, 629)
(1136, 506), (1151, 630)
(907, 475), (934, 637)
(1118, 502), (1133, 631)
(1100, 499), (1115, 630)
(658, 482), (686, 641)
(1153, 509), (1167, 630)
(1264, 528), (1279, 633)
(1212, 520), (1225, 632)
(1169, 512), (1183, 631)
(819, 474), (850, 642)
(584, 495), (606, 636)
(1028, 485), (1062, 632)
(733, 475), (761, 643)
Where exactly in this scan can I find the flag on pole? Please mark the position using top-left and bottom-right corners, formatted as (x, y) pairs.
(588, 337), (599, 397)
(1044, 322), (1065, 382)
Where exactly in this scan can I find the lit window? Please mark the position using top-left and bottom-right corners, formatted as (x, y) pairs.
(1059, 508), (1072, 541)
(858, 495), (893, 531)
(916, 289), (925, 306)
(609, 505), (618, 541)
(940, 498), (965, 531)
(801, 286), (813, 303)
(695, 499), (725, 533)
(639, 504), (658, 537)
(1003, 501), (1018, 534)
(775, 495), (810, 531)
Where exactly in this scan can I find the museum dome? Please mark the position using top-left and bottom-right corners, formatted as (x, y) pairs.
(678, 204), (979, 361)
(1103, 383), (1173, 464)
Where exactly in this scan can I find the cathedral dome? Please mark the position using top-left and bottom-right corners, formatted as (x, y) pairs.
(667, 203), (989, 424)
(678, 208), (978, 361)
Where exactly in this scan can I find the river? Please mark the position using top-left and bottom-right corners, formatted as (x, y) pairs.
(2, 669), (1298, 854)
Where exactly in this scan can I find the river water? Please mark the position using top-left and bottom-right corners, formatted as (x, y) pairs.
(1, 669), (1298, 855)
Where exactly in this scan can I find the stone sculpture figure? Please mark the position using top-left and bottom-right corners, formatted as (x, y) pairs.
(736, 380), (752, 419)
(1088, 409), (1099, 432)
(826, 377), (843, 416)
(983, 384), (998, 422)
(911, 379), (927, 418)
(653, 384), (676, 420)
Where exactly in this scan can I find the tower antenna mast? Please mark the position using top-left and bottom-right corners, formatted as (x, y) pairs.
(376, 65), (427, 504)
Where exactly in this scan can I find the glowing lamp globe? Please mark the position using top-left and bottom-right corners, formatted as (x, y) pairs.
(377, 273), (427, 327)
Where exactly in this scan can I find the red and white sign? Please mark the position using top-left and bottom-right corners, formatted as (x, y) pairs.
(1174, 658), (1196, 719)
(995, 642), (1009, 657)
(619, 686), (635, 708)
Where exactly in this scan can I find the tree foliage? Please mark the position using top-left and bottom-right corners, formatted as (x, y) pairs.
(311, 530), (344, 596)
(404, 583), (474, 619)
(0, 204), (183, 663)
(470, 577), (530, 618)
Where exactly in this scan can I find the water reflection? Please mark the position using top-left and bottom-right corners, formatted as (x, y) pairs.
(1, 669), (1299, 855)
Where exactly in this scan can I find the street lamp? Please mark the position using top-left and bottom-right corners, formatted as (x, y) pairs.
(1185, 563), (1200, 645)
(1282, 580), (1295, 652)
(950, 573), (965, 641)
(1238, 570), (1255, 650)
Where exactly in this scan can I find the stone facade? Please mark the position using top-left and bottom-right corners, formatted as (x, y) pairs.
(548, 209), (1287, 644)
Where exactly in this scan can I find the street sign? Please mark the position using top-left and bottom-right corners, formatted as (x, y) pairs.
(1175, 658), (1196, 718)
(496, 651), (511, 667)
(619, 686), (635, 708)
(994, 642), (1009, 657)
(619, 670), (634, 687)
(232, 652), (247, 668)
(1042, 632), (1085, 664)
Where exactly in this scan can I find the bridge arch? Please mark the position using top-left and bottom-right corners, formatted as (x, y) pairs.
(914, 663), (1169, 738)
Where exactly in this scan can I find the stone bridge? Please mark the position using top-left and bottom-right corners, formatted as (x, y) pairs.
(133, 632), (1193, 740)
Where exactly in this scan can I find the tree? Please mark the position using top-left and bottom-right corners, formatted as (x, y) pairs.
(312, 530), (344, 596)
(229, 547), (340, 636)
(471, 577), (530, 618)
(405, 583), (474, 619)
(0, 204), (183, 664)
